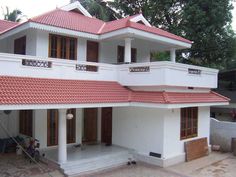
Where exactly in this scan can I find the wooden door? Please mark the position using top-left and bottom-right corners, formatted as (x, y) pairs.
(47, 109), (58, 146)
(117, 46), (137, 63)
(14, 36), (26, 55)
(87, 41), (99, 62)
(101, 107), (112, 145)
(83, 108), (98, 143)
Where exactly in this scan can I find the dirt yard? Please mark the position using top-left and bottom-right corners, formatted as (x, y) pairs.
(0, 153), (63, 177)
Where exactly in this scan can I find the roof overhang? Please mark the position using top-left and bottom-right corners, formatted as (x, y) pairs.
(0, 76), (229, 111)
(0, 102), (228, 111)
(99, 27), (192, 49)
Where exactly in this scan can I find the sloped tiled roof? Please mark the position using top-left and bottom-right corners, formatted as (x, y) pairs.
(1, 8), (192, 44)
(130, 91), (230, 104)
(0, 76), (229, 105)
(30, 9), (105, 34)
(0, 19), (18, 33)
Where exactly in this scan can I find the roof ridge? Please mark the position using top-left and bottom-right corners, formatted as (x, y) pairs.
(162, 91), (170, 103)
(97, 22), (107, 34)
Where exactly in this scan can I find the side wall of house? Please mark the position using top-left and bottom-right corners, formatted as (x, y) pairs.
(112, 106), (210, 167)
(162, 106), (210, 166)
(112, 107), (164, 156)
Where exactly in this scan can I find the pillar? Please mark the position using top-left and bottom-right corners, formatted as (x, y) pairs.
(58, 109), (67, 163)
(124, 38), (132, 63)
(170, 48), (176, 62)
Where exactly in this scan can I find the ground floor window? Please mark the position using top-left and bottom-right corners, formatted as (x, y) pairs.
(19, 110), (33, 137)
(180, 107), (198, 140)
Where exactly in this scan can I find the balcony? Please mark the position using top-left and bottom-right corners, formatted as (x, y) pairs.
(0, 53), (218, 88)
(118, 62), (218, 88)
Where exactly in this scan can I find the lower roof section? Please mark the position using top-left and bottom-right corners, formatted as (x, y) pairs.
(0, 76), (229, 110)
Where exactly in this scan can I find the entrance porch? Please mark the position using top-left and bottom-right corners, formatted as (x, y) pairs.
(42, 144), (133, 176)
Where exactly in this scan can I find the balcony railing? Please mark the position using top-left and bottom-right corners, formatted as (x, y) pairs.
(0, 53), (218, 88)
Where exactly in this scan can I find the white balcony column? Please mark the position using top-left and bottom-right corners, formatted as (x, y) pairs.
(124, 38), (132, 63)
(170, 48), (176, 62)
(58, 109), (67, 164)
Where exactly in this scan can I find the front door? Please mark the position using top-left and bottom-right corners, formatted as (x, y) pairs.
(101, 107), (112, 145)
(83, 108), (98, 143)
(47, 109), (76, 146)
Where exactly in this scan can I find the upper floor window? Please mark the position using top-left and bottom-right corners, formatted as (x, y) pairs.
(14, 36), (26, 55)
(49, 34), (77, 60)
(180, 107), (198, 140)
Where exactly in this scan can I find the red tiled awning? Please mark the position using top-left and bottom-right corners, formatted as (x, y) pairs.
(0, 76), (129, 105)
(130, 91), (230, 104)
(0, 76), (229, 106)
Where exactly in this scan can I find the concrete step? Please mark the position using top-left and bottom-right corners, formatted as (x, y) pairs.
(61, 151), (133, 177)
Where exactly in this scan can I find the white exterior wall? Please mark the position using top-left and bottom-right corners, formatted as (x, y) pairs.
(162, 107), (210, 166)
(112, 106), (210, 167)
(0, 110), (19, 139)
(112, 107), (164, 156)
(2, 29), (37, 55)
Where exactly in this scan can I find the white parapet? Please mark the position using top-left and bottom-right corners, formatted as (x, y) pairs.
(0, 52), (218, 88)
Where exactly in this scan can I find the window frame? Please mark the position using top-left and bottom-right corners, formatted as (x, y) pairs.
(180, 107), (198, 140)
(48, 34), (77, 60)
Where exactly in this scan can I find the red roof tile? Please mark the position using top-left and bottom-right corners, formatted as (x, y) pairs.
(0, 19), (18, 33)
(30, 9), (105, 34)
(0, 76), (229, 106)
(130, 91), (230, 104)
(0, 76), (129, 105)
(5, 9), (192, 44)
(101, 18), (192, 44)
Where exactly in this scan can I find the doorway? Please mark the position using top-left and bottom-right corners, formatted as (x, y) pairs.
(83, 108), (98, 143)
(14, 36), (26, 55)
(117, 45), (137, 63)
(101, 107), (112, 145)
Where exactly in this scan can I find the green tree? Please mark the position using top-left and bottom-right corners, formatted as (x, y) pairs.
(109, 0), (184, 34)
(109, 0), (236, 69)
(180, 0), (236, 69)
(2, 6), (22, 22)
(70, 0), (120, 21)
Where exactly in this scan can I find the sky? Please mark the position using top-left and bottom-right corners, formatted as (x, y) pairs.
(0, 0), (235, 31)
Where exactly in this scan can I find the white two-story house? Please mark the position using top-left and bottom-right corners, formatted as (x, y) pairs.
(0, 2), (229, 176)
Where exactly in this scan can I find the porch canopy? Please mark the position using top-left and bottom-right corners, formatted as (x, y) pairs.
(0, 76), (229, 110)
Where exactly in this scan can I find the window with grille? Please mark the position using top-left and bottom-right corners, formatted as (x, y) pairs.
(180, 107), (198, 140)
